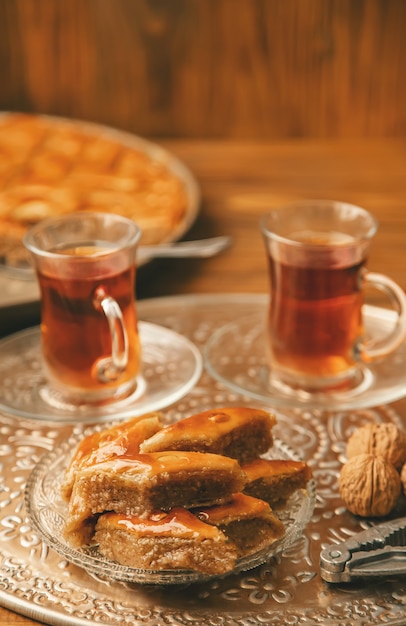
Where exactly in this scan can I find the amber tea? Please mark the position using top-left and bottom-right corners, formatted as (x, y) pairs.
(261, 201), (406, 392)
(267, 231), (364, 383)
(24, 213), (141, 407)
(39, 244), (140, 395)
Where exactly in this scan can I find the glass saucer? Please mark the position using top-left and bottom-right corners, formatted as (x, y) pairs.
(0, 322), (202, 422)
(24, 428), (316, 585)
(204, 305), (406, 411)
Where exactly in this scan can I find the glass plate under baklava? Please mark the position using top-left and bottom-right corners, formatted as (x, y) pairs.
(25, 430), (316, 585)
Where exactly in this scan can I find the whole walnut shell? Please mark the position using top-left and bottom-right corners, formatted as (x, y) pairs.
(400, 463), (406, 495)
(339, 453), (401, 517)
(346, 423), (406, 470)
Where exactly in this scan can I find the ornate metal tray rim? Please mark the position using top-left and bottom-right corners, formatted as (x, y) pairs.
(0, 294), (405, 626)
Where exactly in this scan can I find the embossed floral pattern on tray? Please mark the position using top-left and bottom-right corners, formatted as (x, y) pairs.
(0, 295), (406, 625)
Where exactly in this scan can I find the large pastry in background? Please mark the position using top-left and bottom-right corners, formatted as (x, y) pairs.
(0, 113), (190, 266)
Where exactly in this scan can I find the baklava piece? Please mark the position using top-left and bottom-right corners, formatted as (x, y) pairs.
(61, 413), (163, 501)
(194, 493), (285, 557)
(95, 508), (238, 575)
(242, 459), (312, 507)
(64, 451), (247, 546)
(140, 406), (276, 464)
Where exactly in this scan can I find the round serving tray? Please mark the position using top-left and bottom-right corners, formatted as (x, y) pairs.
(1, 294), (406, 626)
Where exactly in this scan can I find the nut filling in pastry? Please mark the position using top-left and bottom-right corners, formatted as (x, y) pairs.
(95, 509), (238, 575)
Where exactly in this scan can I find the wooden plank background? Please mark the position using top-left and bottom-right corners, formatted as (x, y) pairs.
(0, 0), (405, 139)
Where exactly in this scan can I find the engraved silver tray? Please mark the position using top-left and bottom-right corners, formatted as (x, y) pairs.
(1, 293), (406, 625)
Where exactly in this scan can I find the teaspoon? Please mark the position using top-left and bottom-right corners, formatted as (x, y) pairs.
(1, 236), (232, 280)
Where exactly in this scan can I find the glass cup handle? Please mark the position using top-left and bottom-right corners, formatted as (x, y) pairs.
(93, 287), (129, 382)
(359, 271), (406, 362)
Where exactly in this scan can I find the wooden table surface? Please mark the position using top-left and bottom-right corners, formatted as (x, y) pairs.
(1, 137), (406, 625)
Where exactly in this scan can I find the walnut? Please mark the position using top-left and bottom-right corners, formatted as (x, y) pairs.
(346, 423), (406, 470)
(400, 463), (406, 495)
(339, 453), (401, 517)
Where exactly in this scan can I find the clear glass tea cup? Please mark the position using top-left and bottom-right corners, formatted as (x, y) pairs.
(24, 212), (142, 408)
(260, 200), (406, 393)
